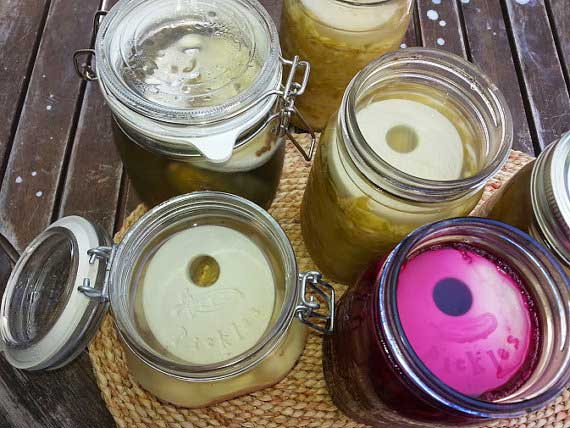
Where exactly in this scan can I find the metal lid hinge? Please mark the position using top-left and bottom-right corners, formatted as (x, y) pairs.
(78, 245), (114, 302)
(295, 271), (335, 334)
(279, 56), (317, 162)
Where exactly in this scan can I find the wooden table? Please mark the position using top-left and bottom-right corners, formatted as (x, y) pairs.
(0, 0), (568, 426)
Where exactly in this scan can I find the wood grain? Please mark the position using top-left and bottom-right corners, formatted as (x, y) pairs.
(116, 176), (142, 233)
(403, 2), (421, 48)
(416, 0), (467, 57)
(459, 0), (534, 154)
(0, 0), (99, 252)
(0, 0), (49, 179)
(263, 0), (283, 27)
(57, 67), (123, 235)
(503, 0), (570, 151)
(0, 1), (115, 427)
(547, 0), (570, 86)
(0, 0), (566, 427)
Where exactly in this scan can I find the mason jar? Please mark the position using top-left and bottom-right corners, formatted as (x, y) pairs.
(301, 49), (513, 284)
(323, 217), (570, 427)
(74, 0), (315, 209)
(280, 0), (414, 130)
(487, 131), (570, 270)
(0, 192), (334, 407)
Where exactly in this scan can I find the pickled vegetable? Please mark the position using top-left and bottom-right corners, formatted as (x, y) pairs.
(301, 80), (486, 284)
(113, 120), (285, 209)
(280, 0), (413, 130)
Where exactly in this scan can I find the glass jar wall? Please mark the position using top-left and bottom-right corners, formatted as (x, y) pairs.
(280, 0), (413, 130)
(113, 117), (285, 208)
(301, 49), (513, 284)
(488, 132), (570, 270)
(0, 192), (334, 407)
(109, 193), (334, 407)
(91, 0), (309, 209)
(323, 218), (570, 427)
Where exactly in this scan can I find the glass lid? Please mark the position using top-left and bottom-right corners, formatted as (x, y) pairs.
(96, 0), (280, 124)
(0, 217), (110, 370)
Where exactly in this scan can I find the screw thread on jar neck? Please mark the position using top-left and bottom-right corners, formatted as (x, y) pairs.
(338, 48), (513, 203)
(531, 132), (570, 266)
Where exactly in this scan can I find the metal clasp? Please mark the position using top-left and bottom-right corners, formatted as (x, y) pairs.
(78, 245), (114, 302)
(295, 271), (335, 334)
(74, 49), (98, 81)
(247, 56), (317, 161)
(278, 56), (317, 161)
(73, 0), (109, 81)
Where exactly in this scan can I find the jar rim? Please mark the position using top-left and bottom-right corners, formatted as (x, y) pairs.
(531, 132), (570, 265)
(109, 192), (300, 381)
(340, 48), (513, 202)
(377, 217), (570, 418)
(95, 0), (281, 125)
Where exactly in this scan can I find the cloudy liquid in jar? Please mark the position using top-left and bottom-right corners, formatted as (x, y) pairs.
(122, 19), (261, 107)
(133, 221), (278, 365)
(397, 243), (540, 399)
(355, 81), (480, 181)
(280, 0), (412, 129)
(299, 80), (485, 283)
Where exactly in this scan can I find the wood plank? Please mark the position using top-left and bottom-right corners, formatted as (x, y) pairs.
(416, 0), (467, 57)
(459, 0), (534, 154)
(262, 0), (282, 27)
(0, 0), (115, 426)
(0, 353), (113, 428)
(57, 84), (123, 236)
(57, 0), (126, 238)
(547, 0), (570, 85)
(503, 0), (570, 151)
(0, 0), (49, 177)
(116, 176), (143, 232)
(0, 0), (99, 252)
(401, 2), (421, 48)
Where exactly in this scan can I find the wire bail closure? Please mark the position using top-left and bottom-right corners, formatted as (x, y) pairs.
(295, 271), (335, 334)
(278, 56), (317, 162)
(73, 2), (316, 162)
(78, 245), (114, 302)
(72, 0), (109, 81)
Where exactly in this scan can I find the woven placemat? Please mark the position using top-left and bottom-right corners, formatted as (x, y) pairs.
(88, 135), (570, 428)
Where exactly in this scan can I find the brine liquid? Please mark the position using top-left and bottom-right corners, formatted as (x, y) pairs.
(397, 243), (540, 398)
(356, 81), (481, 181)
(122, 19), (261, 108)
(112, 119), (285, 209)
(280, 0), (412, 130)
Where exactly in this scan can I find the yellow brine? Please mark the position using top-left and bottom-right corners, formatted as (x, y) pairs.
(280, 0), (413, 130)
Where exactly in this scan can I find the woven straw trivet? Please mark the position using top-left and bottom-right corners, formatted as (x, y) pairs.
(88, 135), (570, 428)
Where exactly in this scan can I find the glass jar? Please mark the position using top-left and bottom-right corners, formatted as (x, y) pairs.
(0, 192), (334, 407)
(301, 49), (513, 284)
(323, 217), (570, 427)
(74, 0), (315, 209)
(488, 131), (570, 270)
(280, 0), (414, 130)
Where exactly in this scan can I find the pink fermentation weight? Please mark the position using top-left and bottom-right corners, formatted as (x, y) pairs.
(396, 244), (539, 398)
